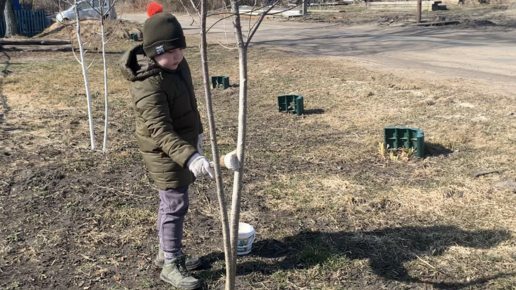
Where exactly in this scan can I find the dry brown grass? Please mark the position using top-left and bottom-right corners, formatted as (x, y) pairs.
(35, 19), (144, 53)
(1, 30), (516, 289)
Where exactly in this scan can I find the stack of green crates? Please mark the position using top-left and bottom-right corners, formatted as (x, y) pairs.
(384, 127), (425, 158)
(277, 95), (304, 116)
(211, 76), (229, 89)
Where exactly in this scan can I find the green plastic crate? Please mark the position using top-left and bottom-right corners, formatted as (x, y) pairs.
(384, 127), (425, 158)
(211, 76), (229, 89)
(278, 95), (304, 115)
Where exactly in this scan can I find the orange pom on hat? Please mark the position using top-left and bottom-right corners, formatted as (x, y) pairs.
(147, 2), (163, 17)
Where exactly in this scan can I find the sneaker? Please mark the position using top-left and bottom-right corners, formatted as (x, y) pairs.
(160, 256), (201, 290)
(155, 247), (202, 270)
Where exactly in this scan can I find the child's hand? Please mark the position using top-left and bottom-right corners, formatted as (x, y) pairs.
(187, 153), (214, 178)
(221, 150), (240, 171)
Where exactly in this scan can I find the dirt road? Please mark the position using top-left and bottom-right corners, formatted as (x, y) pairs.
(122, 11), (516, 96)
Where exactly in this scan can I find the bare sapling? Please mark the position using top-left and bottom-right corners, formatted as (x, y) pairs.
(227, 1), (279, 289)
(161, 0), (280, 287)
(68, 0), (119, 151)
(101, 3), (109, 152)
(227, 3), (247, 289)
(175, 0), (236, 283)
(178, 0), (235, 282)
(198, 0), (280, 288)
(198, 0), (234, 285)
(98, 0), (118, 152)
(72, 0), (96, 150)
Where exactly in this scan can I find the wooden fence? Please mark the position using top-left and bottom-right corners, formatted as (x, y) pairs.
(0, 9), (48, 38)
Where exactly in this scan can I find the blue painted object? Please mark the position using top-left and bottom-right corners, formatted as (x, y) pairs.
(13, 0), (21, 10)
(0, 9), (48, 37)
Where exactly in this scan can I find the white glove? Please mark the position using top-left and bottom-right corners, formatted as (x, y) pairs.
(197, 134), (203, 155)
(187, 153), (214, 178)
(221, 150), (240, 171)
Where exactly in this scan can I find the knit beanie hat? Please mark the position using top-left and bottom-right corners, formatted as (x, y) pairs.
(143, 2), (186, 59)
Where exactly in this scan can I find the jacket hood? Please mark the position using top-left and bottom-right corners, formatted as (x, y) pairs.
(119, 44), (161, 82)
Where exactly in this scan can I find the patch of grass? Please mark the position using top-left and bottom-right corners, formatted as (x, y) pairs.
(5, 281), (21, 289)
(270, 269), (290, 286)
(298, 243), (334, 266)
(1, 27), (516, 290)
(139, 280), (155, 288)
(295, 235), (353, 272)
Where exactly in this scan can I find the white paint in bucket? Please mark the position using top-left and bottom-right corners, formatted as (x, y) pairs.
(237, 222), (255, 255)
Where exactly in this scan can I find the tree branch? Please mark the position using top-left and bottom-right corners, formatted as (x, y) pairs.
(245, 0), (281, 48)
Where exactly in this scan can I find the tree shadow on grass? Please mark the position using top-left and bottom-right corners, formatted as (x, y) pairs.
(200, 225), (513, 289)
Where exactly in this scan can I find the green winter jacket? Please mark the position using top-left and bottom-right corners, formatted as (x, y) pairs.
(119, 45), (203, 190)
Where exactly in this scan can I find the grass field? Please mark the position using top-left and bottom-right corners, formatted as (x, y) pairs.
(1, 19), (516, 289)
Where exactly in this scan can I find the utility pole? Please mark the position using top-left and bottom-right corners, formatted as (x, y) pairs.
(416, 0), (422, 23)
(302, 0), (307, 15)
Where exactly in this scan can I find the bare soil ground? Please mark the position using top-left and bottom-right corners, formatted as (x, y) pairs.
(1, 6), (516, 290)
(304, 5), (516, 31)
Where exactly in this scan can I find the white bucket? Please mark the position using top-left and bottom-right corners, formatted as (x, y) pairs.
(237, 222), (255, 255)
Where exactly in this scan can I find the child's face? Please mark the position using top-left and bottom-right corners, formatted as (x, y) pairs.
(154, 48), (184, 70)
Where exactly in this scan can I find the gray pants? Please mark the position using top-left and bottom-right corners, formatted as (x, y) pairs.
(158, 187), (189, 258)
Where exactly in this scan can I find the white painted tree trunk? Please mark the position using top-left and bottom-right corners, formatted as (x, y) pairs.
(101, 24), (108, 152)
(75, 0), (96, 150)
(101, 1), (109, 152)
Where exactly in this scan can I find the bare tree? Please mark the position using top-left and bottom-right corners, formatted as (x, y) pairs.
(4, 0), (19, 38)
(192, 0), (280, 288)
(72, 0), (96, 150)
(66, 0), (118, 150)
(97, 0), (118, 151)
(197, 3), (234, 288)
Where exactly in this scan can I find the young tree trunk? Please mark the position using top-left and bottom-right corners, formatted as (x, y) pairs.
(198, 0), (234, 284)
(75, 1), (96, 150)
(228, 2), (248, 289)
(101, 3), (109, 152)
(4, 0), (19, 38)
(193, 0), (278, 288)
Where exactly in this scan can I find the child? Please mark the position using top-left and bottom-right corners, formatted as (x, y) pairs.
(119, 3), (239, 289)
